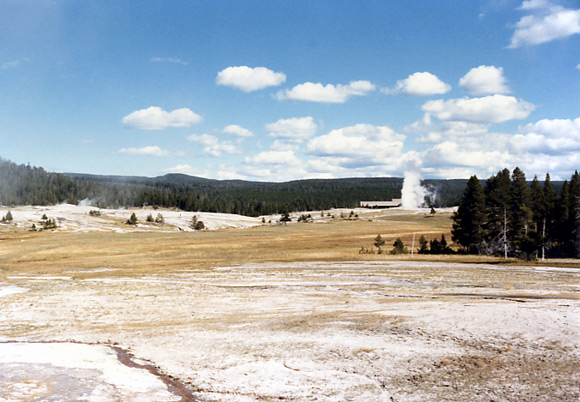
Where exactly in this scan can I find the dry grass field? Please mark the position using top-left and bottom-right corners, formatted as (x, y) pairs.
(0, 207), (579, 401)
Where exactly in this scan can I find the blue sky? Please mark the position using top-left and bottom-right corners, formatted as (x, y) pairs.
(1, 0), (579, 181)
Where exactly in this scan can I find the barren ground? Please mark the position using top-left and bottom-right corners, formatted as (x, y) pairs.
(0, 206), (578, 401)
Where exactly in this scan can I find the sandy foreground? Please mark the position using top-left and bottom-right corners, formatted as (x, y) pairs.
(0, 259), (578, 401)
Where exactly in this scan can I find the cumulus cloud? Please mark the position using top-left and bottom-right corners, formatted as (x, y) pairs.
(277, 80), (376, 103)
(509, 2), (580, 48)
(306, 124), (406, 172)
(459, 65), (510, 95)
(510, 117), (580, 154)
(405, 114), (490, 143)
(222, 124), (254, 137)
(216, 66), (286, 92)
(424, 141), (511, 169)
(265, 117), (317, 140)
(389, 72), (451, 96)
(187, 134), (242, 157)
(418, 131), (517, 179)
(422, 95), (535, 124)
(246, 150), (299, 165)
(118, 146), (176, 157)
(122, 107), (202, 130)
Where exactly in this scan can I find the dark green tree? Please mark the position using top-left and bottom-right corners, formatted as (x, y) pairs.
(390, 238), (408, 254)
(452, 176), (487, 254)
(126, 212), (138, 225)
(418, 235), (429, 254)
(569, 171), (580, 257)
(484, 169), (511, 257)
(510, 168), (533, 256)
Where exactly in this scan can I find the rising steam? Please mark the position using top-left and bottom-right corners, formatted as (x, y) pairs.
(401, 163), (432, 209)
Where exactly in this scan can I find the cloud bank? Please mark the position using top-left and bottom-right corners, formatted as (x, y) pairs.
(122, 107), (202, 130)
(277, 80), (376, 103)
(422, 95), (535, 124)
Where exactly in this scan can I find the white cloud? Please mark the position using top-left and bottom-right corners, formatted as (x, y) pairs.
(187, 134), (241, 157)
(277, 80), (376, 103)
(149, 57), (188, 65)
(162, 164), (199, 176)
(509, 3), (580, 48)
(406, 115), (490, 143)
(270, 140), (300, 152)
(122, 107), (202, 130)
(222, 124), (254, 137)
(187, 133), (218, 146)
(307, 124), (406, 171)
(424, 141), (511, 169)
(265, 117), (317, 140)
(510, 117), (580, 154)
(520, 0), (550, 10)
(118, 146), (176, 157)
(422, 95), (535, 124)
(216, 66), (286, 92)
(577, 63), (580, 69)
(459, 65), (510, 95)
(246, 150), (299, 165)
(389, 72), (451, 96)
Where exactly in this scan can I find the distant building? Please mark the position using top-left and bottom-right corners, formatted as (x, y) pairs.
(360, 199), (402, 208)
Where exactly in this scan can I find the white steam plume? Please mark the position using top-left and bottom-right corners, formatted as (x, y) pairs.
(77, 198), (97, 207)
(401, 162), (431, 209)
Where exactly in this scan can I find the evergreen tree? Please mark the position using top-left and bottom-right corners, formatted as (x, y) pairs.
(529, 176), (544, 233)
(374, 234), (385, 249)
(569, 171), (580, 257)
(541, 174), (557, 259)
(484, 169), (511, 257)
(390, 238), (408, 254)
(126, 213), (138, 225)
(509, 167), (533, 257)
(418, 235), (429, 254)
(452, 176), (487, 254)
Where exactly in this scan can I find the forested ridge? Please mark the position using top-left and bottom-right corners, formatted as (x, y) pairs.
(452, 167), (579, 259)
(0, 158), (466, 215)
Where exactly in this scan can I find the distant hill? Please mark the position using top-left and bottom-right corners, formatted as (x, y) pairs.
(1, 157), (468, 215)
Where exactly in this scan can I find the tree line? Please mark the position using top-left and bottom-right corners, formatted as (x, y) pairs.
(452, 167), (580, 259)
(1, 158), (466, 216)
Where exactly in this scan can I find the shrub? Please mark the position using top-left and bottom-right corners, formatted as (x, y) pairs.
(42, 218), (57, 230)
(126, 213), (138, 225)
(155, 213), (165, 224)
(390, 238), (408, 254)
(191, 215), (205, 230)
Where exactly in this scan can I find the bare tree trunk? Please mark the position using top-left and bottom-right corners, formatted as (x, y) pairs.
(503, 208), (508, 260)
(542, 217), (546, 262)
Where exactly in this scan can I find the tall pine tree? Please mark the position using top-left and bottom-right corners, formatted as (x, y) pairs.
(510, 167), (533, 257)
(452, 176), (487, 254)
(484, 169), (511, 257)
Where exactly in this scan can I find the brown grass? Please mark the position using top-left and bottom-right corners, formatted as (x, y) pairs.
(0, 209), (576, 278)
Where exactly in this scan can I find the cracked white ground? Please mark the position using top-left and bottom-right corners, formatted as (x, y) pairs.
(1, 259), (579, 401)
